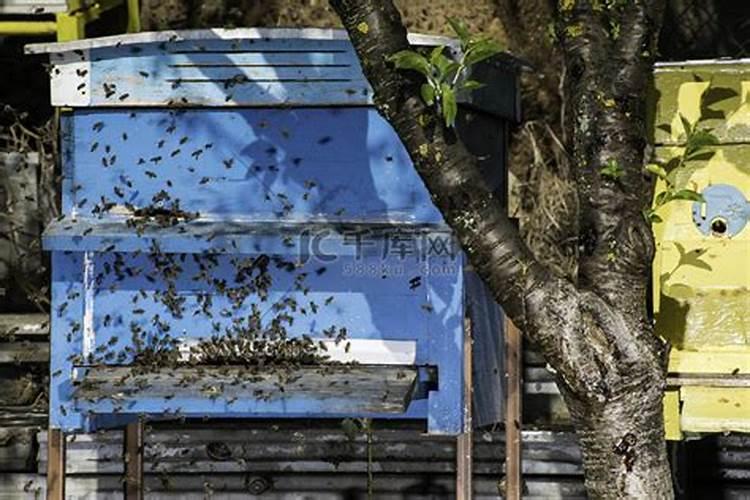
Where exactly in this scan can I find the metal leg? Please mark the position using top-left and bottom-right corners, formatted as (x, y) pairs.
(124, 420), (144, 500)
(47, 428), (65, 500)
(456, 316), (473, 500)
(504, 317), (523, 500)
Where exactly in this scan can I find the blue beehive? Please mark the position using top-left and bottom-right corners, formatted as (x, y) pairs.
(28, 29), (518, 435)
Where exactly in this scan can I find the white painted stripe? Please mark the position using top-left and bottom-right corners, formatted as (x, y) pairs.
(50, 51), (91, 107)
(655, 58), (750, 69)
(177, 338), (416, 365)
(26, 28), (457, 55)
(81, 251), (95, 358)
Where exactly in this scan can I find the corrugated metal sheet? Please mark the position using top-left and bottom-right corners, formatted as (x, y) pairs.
(0, 472), (588, 499)
(4, 422), (750, 498)
(30, 424), (585, 499)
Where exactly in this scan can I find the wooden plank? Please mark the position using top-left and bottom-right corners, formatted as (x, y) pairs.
(524, 367), (555, 382)
(667, 375), (750, 387)
(0, 341), (49, 363)
(0, 0), (69, 15)
(124, 421), (144, 500)
(668, 349), (750, 375)
(504, 317), (523, 500)
(0, 314), (49, 336)
(73, 365), (419, 414)
(524, 381), (560, 394)
(25, 28), (456, 56)
(46, 428), (65, 500)
(456, 316), (473, 499)
(0, 406), (47, 427)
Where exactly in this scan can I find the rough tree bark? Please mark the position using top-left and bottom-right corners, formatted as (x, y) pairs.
(328, 0), (672, 498)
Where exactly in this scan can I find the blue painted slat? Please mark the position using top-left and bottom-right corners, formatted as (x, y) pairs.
(78, 38), (372, 107)
(60, 108), (443, 224)
(43, 219), (451, 254)
(426, 253), (465, 434)
(156, 37), (354, 53)
(91, 47), (360, 76)
(87, 49), (364, 105)
(466, 270), (505, 427)
(159, 51), (353, 65)
(49, 252), (87, 431)
(79, 251), (446, 365)
(156, 65), (357, 81)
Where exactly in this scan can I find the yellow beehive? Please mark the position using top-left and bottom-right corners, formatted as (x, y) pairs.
(0, 0), (139, 41)
(651, 60), (750, 440)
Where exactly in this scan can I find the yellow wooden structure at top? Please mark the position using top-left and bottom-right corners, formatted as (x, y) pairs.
(651, 59), (750, 440)
(0, 0), (139, 41)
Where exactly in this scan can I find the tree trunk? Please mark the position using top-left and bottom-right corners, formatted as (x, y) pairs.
(564, 372), (673, 498)
(328, 1), (673, 498)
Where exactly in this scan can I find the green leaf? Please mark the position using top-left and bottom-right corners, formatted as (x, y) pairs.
(648, 212), (663, 223)
(599, 158), (624, 180)
(654, 191), (670, 207)
(420, 83), (436, 106)
(448, 18), (471, 44)
(432, 52), (456, 79)
(388, 50), (432, 78)
(671, 189), (705, 203)
(464, 38), (503, 66)
(441, 83), (458, 128)
(679, 113), (693, 138)
(686, 129), (719, 158)
(460, 79), (485, 91)
(430, 45), (446, 66)
(645, 163), (667, 179)
(444, 62), (461, 82)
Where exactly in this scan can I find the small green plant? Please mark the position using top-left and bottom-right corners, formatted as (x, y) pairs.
(388, 18), (503, 127)
(600, 158), (624, 180)
(645, 113), (718, 223)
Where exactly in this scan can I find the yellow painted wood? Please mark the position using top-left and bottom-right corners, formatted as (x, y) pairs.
(126, 0), (140, 33)
(681, 386), (750, 434)
(55, 12), (85, 41)
(663, 388), (682, 441)
(2, 0), (138, 40)
(0, 21), (57, 35)
(652, 61), (750, 440)
(668, 348), (750, 375)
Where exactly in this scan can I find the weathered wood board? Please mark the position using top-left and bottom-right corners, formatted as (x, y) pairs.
(73, 365), (419, 414)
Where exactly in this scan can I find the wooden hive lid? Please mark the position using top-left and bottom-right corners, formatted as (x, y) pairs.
(25, 28), (520, 121)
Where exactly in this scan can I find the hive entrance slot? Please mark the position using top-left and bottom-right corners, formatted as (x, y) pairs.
(710, 217), (728, 236)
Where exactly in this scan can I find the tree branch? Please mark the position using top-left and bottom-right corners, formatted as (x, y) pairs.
(559, 1), (664, 304)
(328, 0), (627, 400)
